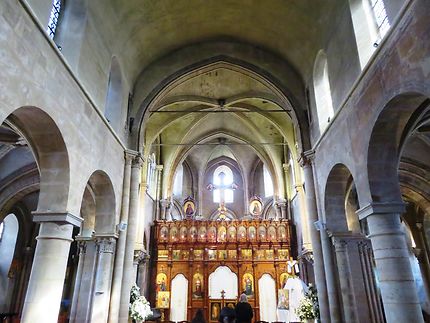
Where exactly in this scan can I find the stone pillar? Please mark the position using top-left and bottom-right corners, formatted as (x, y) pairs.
(298, 151), (330, 323)
(319, 226), (342, 322)
(22, 213), (82, 323)
(108, 151), (133, 323)
(91, 235), (117, 323)
(136, 252), (150, 298)
(331, 236), (357, 322)
(357, 202), (424, 323)
(69, 239), (88, 322)
(70, 236), (97, 323)
(119, 154), (143, 322)
(295, 183), (312, 252)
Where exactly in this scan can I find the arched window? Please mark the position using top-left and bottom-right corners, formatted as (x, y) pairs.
(104, 57), (124, 132)
(46, 0), (62, 39)
(349, 0), (391, 69)
(213, 165), (234, 203)
(146, 153), (157, 195)
(173, 164), (184, 196)
(313, 51), (334, 132)
(263, 164), (274, 198)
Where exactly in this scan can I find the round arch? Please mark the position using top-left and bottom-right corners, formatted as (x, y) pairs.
(3, 106), (70, 213)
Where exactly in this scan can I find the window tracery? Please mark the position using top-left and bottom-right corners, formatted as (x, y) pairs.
(47, 0), (62, 39)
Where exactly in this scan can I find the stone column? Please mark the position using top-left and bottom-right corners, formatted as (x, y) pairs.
(69, 240), (88, 322)
(70, 236), (97, 322)
(108, 151), (133, 323)
(119, 154), (143, 322)
(91, 235), (117, 323)
(22, 213), (82, 323)
(331, 236), (357, 322)
(357, 202), (424, 323)
(298, 151), (330, 323)
(295, 183), (312, 252)
(319, 226), (342, 322)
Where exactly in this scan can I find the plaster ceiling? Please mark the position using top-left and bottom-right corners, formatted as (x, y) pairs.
(89, 0), (346, 83)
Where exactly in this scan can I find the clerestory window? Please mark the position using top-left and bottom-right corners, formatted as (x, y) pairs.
(46, 0), (62, 39)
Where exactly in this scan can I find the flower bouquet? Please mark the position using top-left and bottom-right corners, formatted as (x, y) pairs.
(129, 284), (153, 322)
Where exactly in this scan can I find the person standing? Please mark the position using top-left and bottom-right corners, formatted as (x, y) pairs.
(192, 309), (206, 323)
(235, 294), (253, 323)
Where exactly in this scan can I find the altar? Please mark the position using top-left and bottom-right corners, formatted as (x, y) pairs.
(149, 219), (294, 321)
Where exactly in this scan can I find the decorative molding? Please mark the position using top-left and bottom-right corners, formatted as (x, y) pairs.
(32, 212), (83, 227)
(356, 202), (405, 220)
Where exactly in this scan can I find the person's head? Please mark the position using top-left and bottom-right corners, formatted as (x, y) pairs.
(239, 293), (248, 303)
(194, 309), (204, 319)
(219, 307), (236, 323)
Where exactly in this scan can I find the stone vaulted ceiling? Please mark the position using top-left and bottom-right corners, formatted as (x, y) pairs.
(89, 0), (345, 83)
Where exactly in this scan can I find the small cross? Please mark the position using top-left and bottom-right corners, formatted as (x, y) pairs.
(220, 290), (226, 300)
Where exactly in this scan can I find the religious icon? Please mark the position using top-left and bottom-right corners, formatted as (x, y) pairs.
(248, 226), (256, 240)
(157, 291), (170, 308)
(255, 250), (265, 260)
(265, 249), (274, 260)
(193, 273), (204, 299)
(218, 250), (227, 260)
(183, 196), (196, 218)
(210, 302), (221, 321)
(237, 226), (246, 241)
(217, 226), (227, 242)
(180, 250), (189, 260)
(198, 226), (206, 241)
(278, 225), (287, 241)
(158, 250), (168, 260)
(258, 225), (267, 240)
(208, 249), (217, 260)
(278, 249), (289, 260)
(193, 249), (203, 260)
(280, 272), (288, 289)
(170, 227), (178, 242)
(172, 250), (180, 260)
(228, 250), (237, 259)
(227, 226), (236, 240)
(242, 273), (254, 297)
(277, 289), (289, 309)
(180, 226), (188, 241)
(208, 226), (217, 242)
(241, 249), (252, 260)
(160, 226), (168, 241)
(268, 225), (277, 241)
(156, 273), (168, 293)
(189, 226), (197, 241)
(249, 196), (263, 217)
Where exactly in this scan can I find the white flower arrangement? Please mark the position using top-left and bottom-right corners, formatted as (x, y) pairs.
(295, 298), (315, 320)
(129, 284), (153, 322)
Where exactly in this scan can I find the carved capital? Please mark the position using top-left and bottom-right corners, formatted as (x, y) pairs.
(298, 150), (315, 167)
(131, 154), (144, 169)
(95, 236), (117, 254)
(332, 237), (348, 251)
(156, 164), (164, 172)
(134, 249), (149, 264)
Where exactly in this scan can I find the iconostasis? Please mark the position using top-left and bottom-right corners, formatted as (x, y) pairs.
(150, 219), (295, 321)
